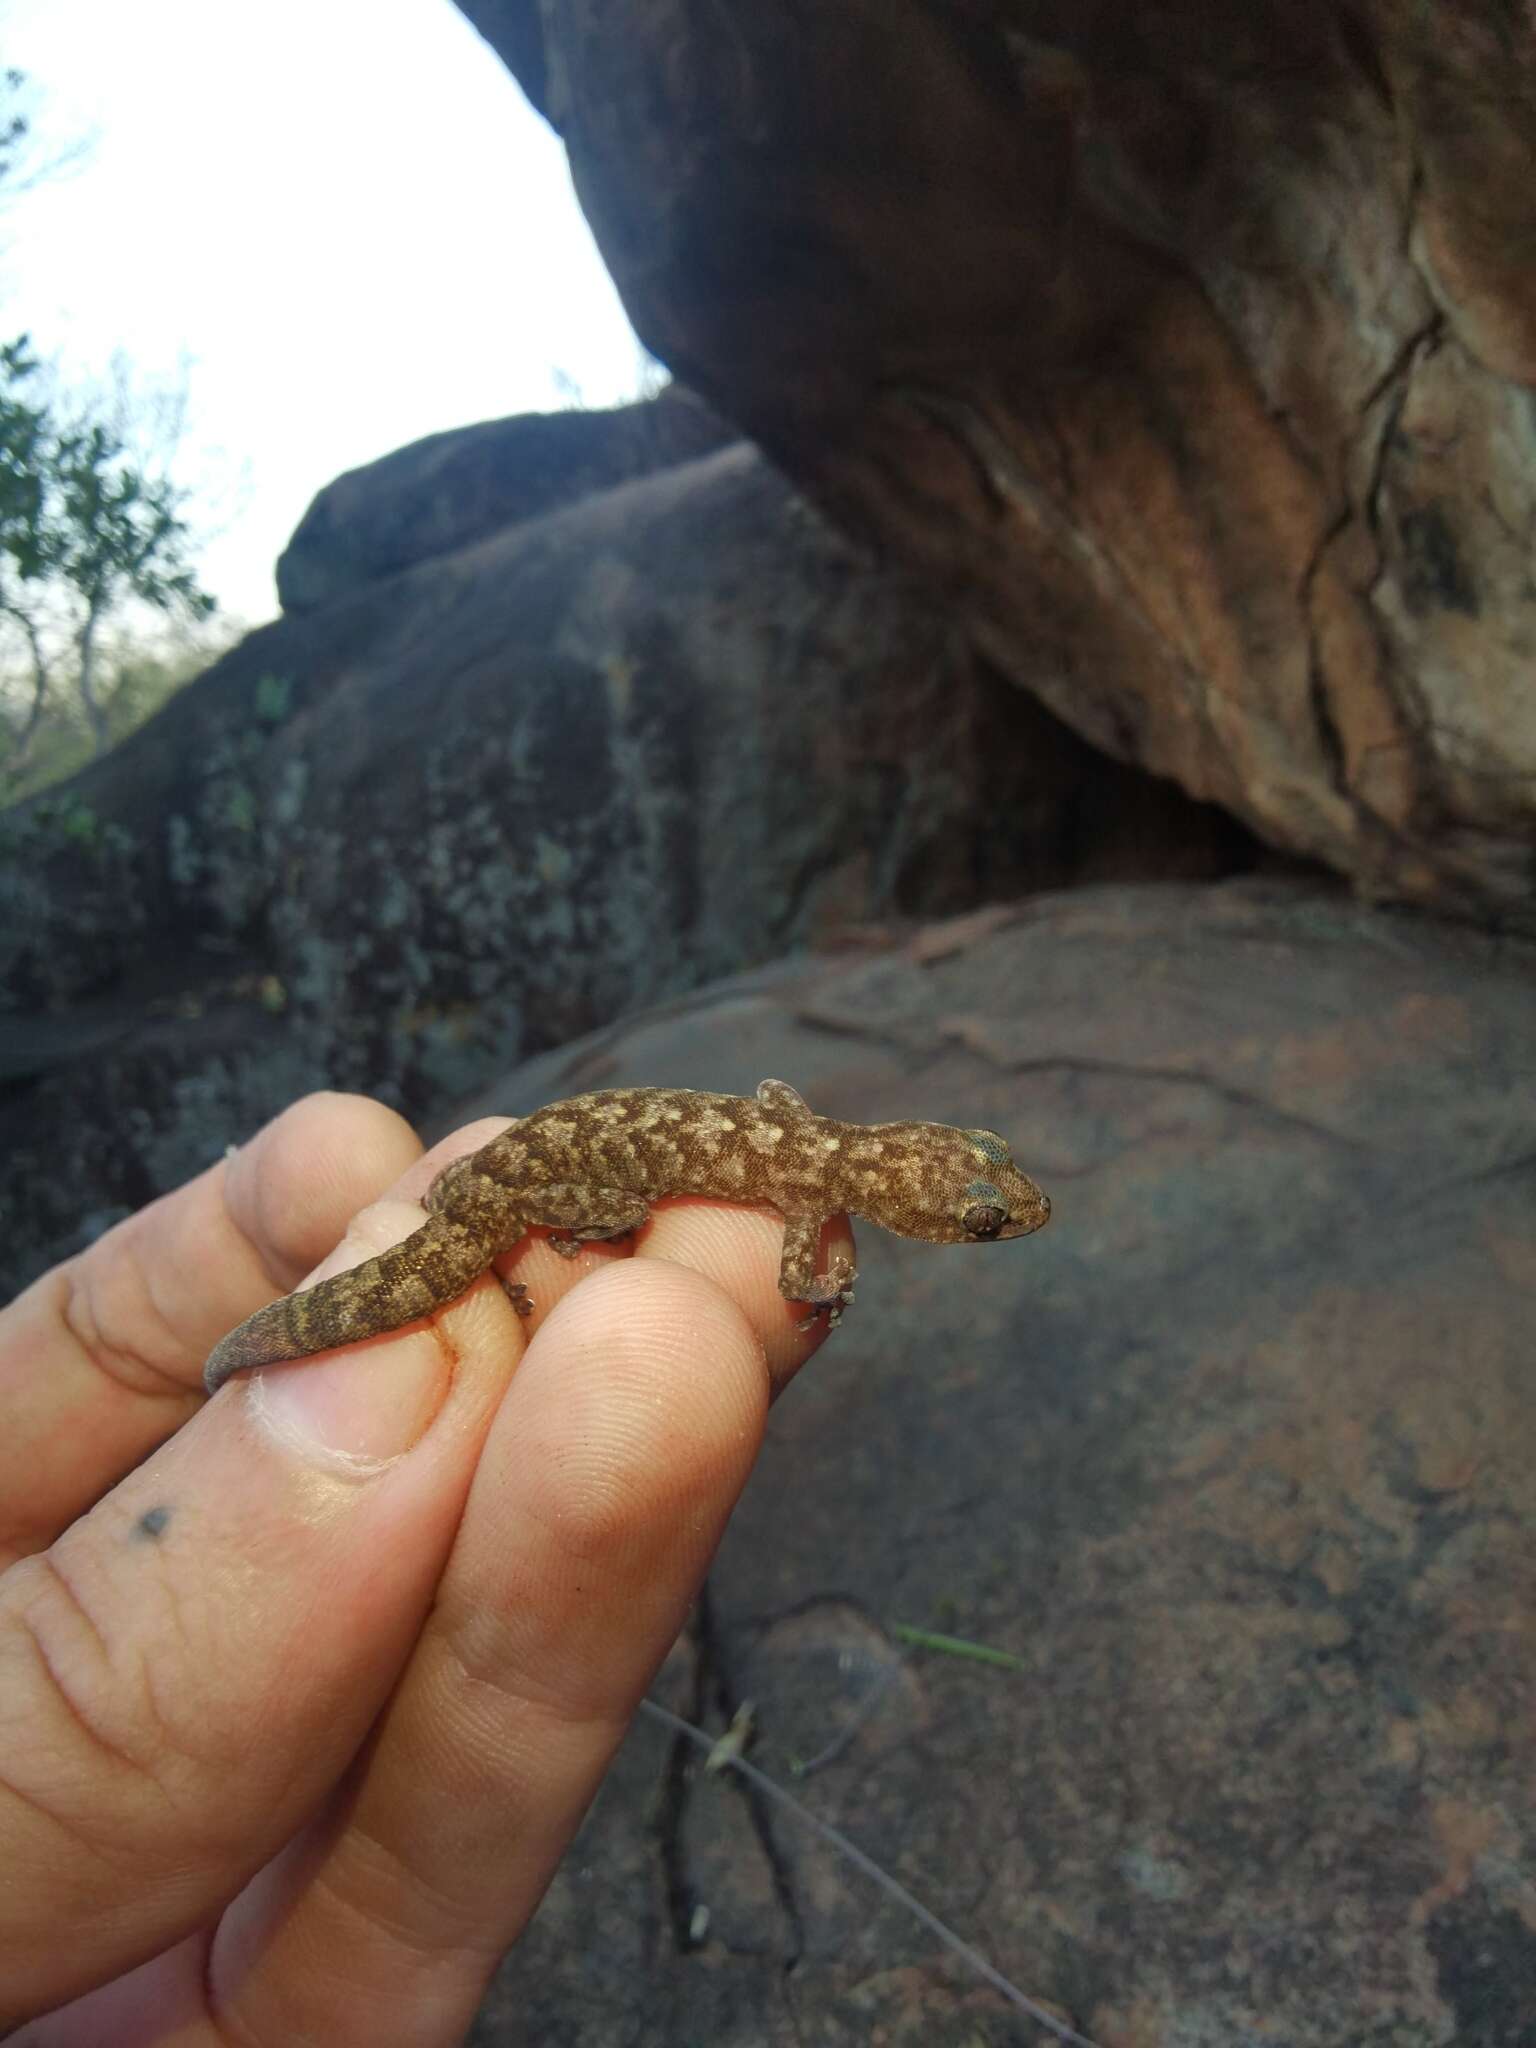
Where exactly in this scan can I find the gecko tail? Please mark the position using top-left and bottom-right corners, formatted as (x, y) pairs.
(202, 1212), (492, 1395)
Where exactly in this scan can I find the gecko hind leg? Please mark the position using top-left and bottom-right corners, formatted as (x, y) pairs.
(427, 1151), (543, 1316)
(528, 1186), (654, 1260)
(777, 1212), (857, 1330)
(425, 1154), (478, 1213)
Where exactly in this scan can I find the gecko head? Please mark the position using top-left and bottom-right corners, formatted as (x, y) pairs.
(902, 1124), (1051, 1245)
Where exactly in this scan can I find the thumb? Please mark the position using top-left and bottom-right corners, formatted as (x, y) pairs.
(0, 1215), (514, 2027)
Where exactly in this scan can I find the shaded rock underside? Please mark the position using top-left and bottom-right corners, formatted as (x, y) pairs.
(463, 0), (1536, 926)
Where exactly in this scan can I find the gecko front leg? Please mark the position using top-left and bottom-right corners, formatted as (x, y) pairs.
(777, 1211), (857, 1330)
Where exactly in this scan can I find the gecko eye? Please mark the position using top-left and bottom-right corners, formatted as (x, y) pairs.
(960, 1179), (1007, 1238)
(962, 1202), (1008, 1239)
(966, 1129), (1011, 1167)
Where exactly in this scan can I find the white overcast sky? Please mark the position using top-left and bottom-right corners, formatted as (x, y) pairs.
(2, 0), (645, 623)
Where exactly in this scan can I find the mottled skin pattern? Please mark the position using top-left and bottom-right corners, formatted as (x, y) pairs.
(203, 1080), (1050, 1394)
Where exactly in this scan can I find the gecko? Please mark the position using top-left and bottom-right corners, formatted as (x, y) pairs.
(203, 1079), (1050, 1394)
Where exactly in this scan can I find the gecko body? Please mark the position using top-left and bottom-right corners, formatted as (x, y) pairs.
(204, 1080), (1050, 1393)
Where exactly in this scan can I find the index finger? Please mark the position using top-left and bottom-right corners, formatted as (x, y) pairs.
(0, 1093), (422, 1569)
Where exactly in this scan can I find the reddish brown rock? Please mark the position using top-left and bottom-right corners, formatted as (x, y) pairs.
(465, 0), (1536, 925)
(463, 878), (1536, 2045)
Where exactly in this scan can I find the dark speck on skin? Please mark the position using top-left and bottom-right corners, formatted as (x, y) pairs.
(133, 1505), (172, 1541)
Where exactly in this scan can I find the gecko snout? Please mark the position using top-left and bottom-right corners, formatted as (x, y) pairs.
(957, 1170), (1050, 1241)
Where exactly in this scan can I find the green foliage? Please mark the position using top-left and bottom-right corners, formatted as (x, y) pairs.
(50, 416), (216, 624)
(0, 72), (219, 797)
(888, 1623), (1030, 1672)
(0, 623), (238, 805)
(0, 337), (48, 579)
(0, 342), (220, 795)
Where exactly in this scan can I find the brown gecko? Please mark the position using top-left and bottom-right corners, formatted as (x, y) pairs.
(203, 1080), (1050, 1394)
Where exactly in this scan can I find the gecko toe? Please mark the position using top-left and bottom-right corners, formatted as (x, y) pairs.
(795, 1289), (854, 1332)
(498, 1276), (535, 1316)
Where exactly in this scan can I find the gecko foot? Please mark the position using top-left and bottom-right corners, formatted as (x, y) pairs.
(795, 1292), (856, 1333)
(791, 1258), (856, 1332)
(548, 1224), (640, 1259)
(499, 1277), (536, 1318)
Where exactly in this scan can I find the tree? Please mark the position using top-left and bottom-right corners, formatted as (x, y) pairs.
(0, 64), (90, 217)
(0, 68), (212, 793)
(0, 336), (56, 765)
(50, 406), (214, 752)
(0, 343), (215, 782)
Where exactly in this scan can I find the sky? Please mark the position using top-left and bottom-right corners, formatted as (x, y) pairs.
(2, 0), (647, 624)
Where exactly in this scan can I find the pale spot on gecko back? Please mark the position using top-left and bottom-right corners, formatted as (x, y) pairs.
(689, 1107), (738, 1144)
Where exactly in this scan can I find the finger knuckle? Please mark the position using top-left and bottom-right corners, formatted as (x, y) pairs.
(0, 1550), (192, 1853)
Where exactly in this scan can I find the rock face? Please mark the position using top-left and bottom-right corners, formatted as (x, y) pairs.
(5, 21), (1528, 2041)
(0, 441), (1249, 1296)
(276, 385), (737, 613)
(462, 0), (1536, 927)
(459, 878), (1536, 2047)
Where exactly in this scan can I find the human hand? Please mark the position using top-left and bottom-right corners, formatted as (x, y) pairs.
(0, 1090), (845, 2042)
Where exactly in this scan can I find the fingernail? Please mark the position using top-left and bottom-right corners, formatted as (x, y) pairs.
(252, 1334), (451, 1469)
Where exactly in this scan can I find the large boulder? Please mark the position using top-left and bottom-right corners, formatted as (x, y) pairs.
(276, 385), (737, 613)
(462, 1), (1536, 927)
(459, 877), (1536, 2046)
(0, 444), (1248, 1296)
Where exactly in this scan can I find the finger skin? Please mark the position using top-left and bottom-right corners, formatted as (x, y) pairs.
(3, 1115), (844, 2040)
(209, 1260), (772, 2046)
(0, 1236), (516, 2026)
(0, 1094), (422, 1569)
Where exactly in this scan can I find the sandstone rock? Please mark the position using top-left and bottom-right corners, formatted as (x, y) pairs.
(464, 1), (1536, 925)
(459, 877), (1536, 2046)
